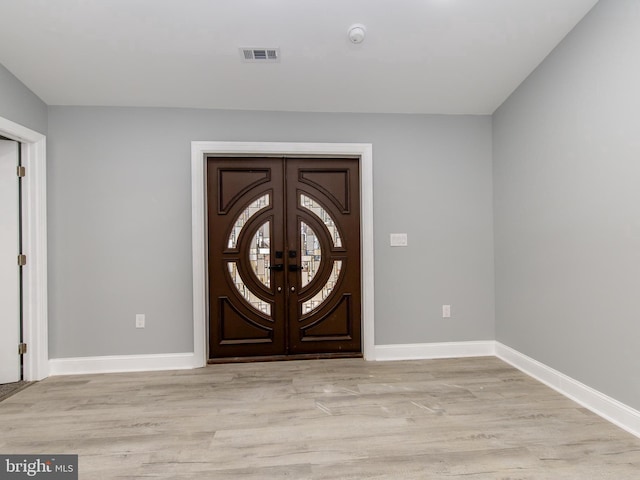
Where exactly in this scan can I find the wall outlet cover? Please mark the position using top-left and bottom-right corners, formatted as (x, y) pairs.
(390, 233), (408, 247)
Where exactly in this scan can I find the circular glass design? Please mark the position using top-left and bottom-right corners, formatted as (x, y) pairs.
(249, 221), (271, 288)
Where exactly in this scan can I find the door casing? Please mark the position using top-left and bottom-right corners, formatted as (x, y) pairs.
(191, 142), (374, 366)
(0, 115), (48, 381)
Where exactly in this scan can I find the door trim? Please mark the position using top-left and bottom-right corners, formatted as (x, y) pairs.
(191, 142), (374, 366)
(0, 115), (48, 381)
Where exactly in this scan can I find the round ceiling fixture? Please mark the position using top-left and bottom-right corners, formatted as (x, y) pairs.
(348, 24), (366, 44)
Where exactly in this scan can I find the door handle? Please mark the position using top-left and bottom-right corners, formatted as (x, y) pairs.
(288, 264), (304, 272)
(268, 264), (284, 271)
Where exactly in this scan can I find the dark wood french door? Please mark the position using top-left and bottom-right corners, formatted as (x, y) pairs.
(207, 157), (361, 359)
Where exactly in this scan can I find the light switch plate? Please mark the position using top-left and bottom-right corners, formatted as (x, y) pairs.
(390, 233), (408, 247)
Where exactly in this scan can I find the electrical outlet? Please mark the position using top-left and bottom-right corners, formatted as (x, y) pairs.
(442, 305), (451, 318)
(135, 314), (145, 328)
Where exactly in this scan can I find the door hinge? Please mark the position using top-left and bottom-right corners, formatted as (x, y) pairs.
(17, 166), (26, 177)
(18, 254), (27, 266)
(18, 343), (27, 355)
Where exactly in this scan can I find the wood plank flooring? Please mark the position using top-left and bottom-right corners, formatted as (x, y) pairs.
(1, 357), (639, 479)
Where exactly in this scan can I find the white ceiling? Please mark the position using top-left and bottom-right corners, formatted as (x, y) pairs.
(0, 0), (599, 115)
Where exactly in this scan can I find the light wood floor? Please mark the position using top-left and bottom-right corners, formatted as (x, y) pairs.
(1, 357), (639, 479)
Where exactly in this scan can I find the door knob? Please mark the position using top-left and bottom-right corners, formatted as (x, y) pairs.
(290, 286), (296, 292)
(288, 264), (304, 272)
(277, 286), (282, 292)
(268, 264), (284, 271)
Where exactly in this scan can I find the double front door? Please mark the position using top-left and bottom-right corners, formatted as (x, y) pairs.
(207, 157), (361, 359)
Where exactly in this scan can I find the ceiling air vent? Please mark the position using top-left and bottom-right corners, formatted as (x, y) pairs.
(240, 48), (280, 63)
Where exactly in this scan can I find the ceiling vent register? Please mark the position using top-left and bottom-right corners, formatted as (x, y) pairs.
(240, 48), (280, 62)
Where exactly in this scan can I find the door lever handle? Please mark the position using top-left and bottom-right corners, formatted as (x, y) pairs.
(288, 264), (304, 272)
(268, 264), (284, 271)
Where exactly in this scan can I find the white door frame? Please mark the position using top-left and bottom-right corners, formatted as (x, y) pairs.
(0, 115), (48, 381)
(191, 142), (374, 366)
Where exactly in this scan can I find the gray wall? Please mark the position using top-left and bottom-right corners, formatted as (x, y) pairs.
(47, 107), (495, 358)
(494, 0), (640, 410)
(0, 62), (47, 134)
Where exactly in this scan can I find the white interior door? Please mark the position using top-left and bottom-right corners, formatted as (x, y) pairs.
(0, 139), (21, 384)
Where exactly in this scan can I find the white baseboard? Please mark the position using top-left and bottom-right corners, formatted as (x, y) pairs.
(49, 352), (198, 376)
(495, 342), (640, 439)
(374, 341), (495, 361)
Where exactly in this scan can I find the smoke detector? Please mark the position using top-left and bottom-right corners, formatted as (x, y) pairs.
(348, 24), (366, 44)
(240, 48), (280, 62)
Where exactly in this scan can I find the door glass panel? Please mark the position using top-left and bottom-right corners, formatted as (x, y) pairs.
(249, 221), (271, 288)
(302, 260), (342, 314)
(227, 262), (271, 316)
(300, 222), (321, 288)
(228, 194), (270, 248)
(300, 194), (342, 247)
